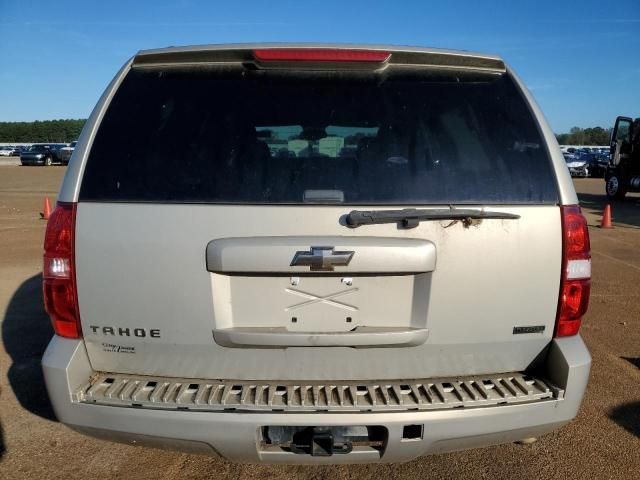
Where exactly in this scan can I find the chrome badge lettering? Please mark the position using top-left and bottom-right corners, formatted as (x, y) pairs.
(89, 326), (161, 338)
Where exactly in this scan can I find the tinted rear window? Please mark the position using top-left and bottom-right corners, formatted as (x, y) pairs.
(80, 65), (558, 204)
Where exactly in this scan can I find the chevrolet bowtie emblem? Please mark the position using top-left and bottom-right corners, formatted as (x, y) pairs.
(290, 246), (354, 272)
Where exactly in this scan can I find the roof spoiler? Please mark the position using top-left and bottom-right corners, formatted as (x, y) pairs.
(132, 45), (506, 73)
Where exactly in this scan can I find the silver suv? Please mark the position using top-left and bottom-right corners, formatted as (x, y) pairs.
(42, 44), (591, 464)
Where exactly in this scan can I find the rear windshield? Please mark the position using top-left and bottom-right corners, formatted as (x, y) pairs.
(80, 65), (558, 204)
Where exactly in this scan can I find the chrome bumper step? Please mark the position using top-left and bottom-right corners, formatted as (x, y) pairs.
(75, 372), (563, 413)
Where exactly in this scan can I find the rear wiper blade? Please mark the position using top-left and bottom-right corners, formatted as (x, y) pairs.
(345, 208), (520, 229)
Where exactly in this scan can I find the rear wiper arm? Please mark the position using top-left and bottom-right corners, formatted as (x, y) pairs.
(345, 208), (520, 229)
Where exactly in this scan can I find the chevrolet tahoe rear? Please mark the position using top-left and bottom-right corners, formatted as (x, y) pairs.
(42, 44), (591, 464)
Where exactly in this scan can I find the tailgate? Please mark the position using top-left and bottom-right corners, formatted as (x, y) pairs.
(75, 203), (560, 380)
(71, 50), (563, 381)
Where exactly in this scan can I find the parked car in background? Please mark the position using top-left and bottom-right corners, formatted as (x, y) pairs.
(58, 141), (77, 165)
(0, 146), (15, 156)
(565, 154), (589, 177)
(581, 152), (608, 178)
(20, 143), (66, 166)
(11, 145), (26, 155)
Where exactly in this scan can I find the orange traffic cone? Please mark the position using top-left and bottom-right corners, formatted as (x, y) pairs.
(42, 197), (51, 220)
(600, 204), (613, 229)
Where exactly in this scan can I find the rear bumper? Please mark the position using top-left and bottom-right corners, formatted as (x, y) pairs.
(42, 335), (591, 464)
(20, 158), (45, 165)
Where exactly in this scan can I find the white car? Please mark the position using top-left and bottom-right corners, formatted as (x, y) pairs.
(58, 141), (77, 164)
(565, 157), (589, 177)
(0, 146), (15, 156)
(42, 43), (592, 464)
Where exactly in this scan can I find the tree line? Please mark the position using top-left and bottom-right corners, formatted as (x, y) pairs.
(0, 119), (86, 143)
(555, 126), (611, 146)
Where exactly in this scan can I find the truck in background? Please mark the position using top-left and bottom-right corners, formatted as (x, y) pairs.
(605, 116), (640, 200)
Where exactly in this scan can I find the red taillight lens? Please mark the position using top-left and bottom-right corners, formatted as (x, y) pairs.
(555, 205), (591, 337)
(564, 208), (590, 259)
(43, 202), (81, 338)
(557, 279), (591, 336)
(253, 49), (390, 63)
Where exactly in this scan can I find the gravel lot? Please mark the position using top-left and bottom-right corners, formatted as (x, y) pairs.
(0, 157), (21, 166)
(0, 166), (638, 479)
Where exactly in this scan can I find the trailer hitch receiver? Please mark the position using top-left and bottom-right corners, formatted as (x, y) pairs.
(290, 427), (353, 456)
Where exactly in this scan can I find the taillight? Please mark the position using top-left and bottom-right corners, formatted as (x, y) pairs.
(555, 205), (591, 337)
(253, 49), (390, 63)
(43, 202), (82, 338)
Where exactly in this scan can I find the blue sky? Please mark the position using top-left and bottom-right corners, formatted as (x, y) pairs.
(1, 0), (639, 133)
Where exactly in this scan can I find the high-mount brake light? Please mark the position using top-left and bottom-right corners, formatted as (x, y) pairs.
(253, 49), (390, 63)
(43, 202), (82, 338)
(555, 205), (591, 337)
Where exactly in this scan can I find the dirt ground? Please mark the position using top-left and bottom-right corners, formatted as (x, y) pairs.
(0, 166), (638, 479)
